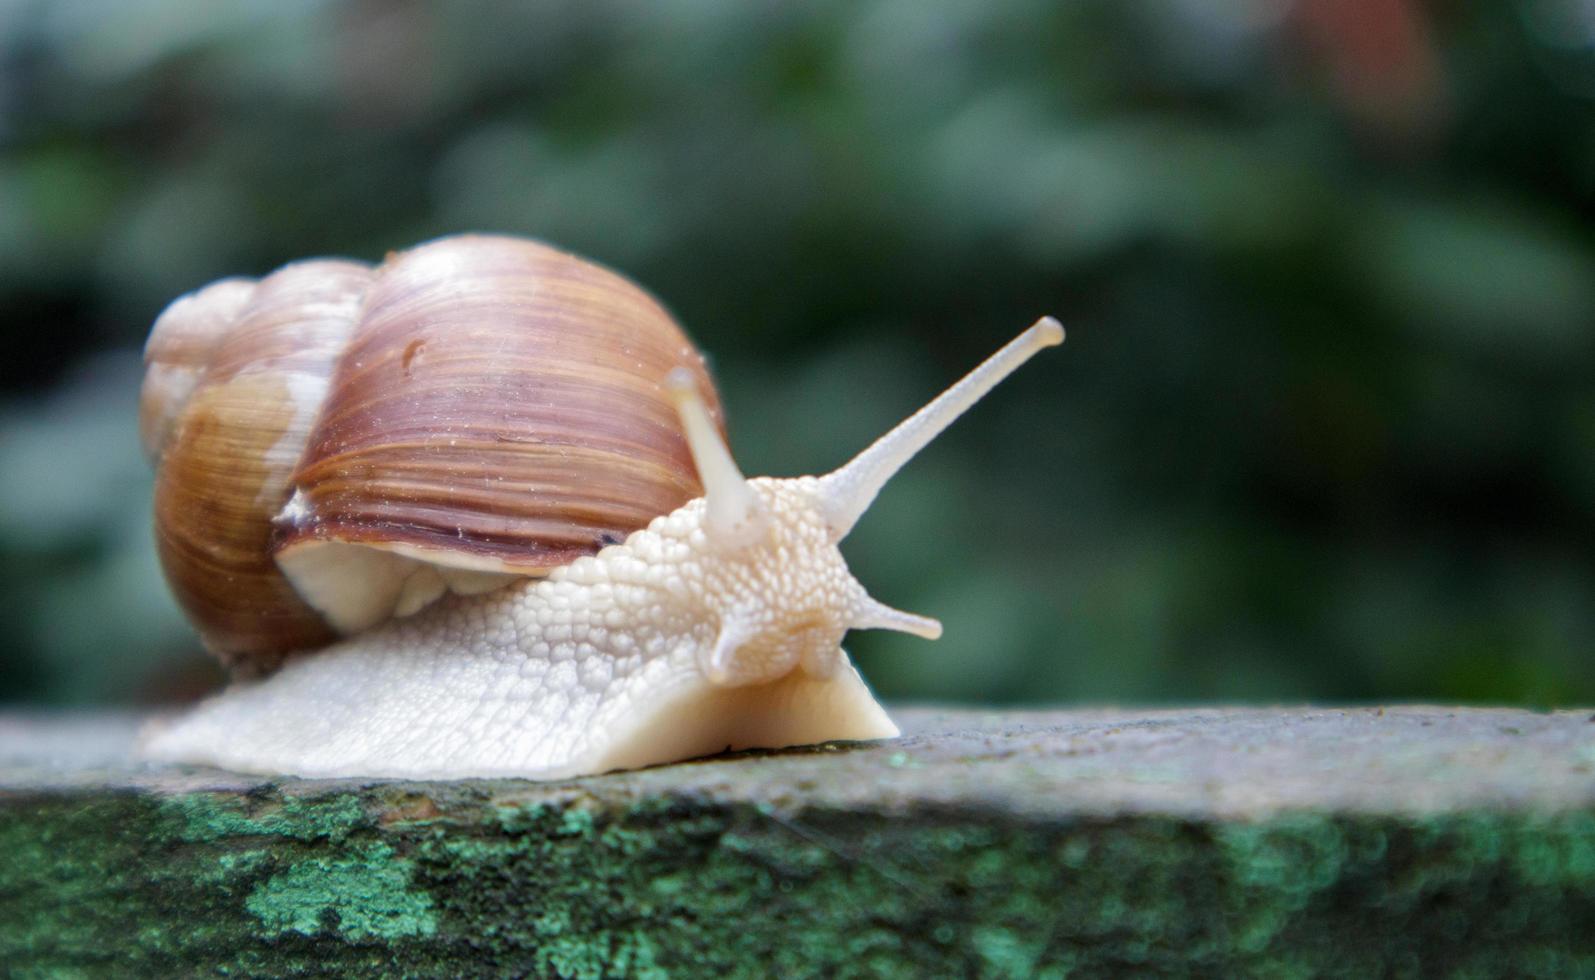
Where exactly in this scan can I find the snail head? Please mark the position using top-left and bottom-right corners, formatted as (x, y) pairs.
(663, 318), (1064, 688)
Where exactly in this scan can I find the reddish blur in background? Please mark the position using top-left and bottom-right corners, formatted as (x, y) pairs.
(1, 0), (1592, 708)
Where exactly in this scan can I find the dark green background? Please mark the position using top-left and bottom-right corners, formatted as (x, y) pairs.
(2, 1), (1591, 708)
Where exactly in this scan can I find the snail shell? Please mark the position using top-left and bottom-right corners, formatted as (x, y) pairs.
(141, 234), (721, 674)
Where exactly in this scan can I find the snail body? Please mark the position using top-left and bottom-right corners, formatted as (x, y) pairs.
(141, 480), (899, 778)
(139, 233), (1062, 779)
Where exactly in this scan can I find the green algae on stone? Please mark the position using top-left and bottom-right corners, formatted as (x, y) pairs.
(7, 793), (1595, 976)
(162, 788), (370, 844)
(245, 841), (437, 941)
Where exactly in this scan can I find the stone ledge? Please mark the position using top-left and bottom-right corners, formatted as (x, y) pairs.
(3, 706), (1594, 976)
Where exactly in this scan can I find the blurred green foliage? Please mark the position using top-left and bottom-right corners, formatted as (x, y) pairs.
(1, 0), (1592, 707)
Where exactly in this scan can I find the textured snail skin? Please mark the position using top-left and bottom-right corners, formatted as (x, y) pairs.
(141, 481), (894, 779)
(140, 317), (1063, 779)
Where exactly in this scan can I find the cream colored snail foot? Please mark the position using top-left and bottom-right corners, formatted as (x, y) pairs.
(138, 484), (905, 780)
(138, 232), (1062, 778)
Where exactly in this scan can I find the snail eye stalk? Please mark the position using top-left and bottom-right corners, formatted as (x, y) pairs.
(667, 368), (768, 549)
(817, 317), (1064, 540)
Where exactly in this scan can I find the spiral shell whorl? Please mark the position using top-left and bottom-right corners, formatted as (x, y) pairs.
(143, 235), (719, 673)
(139, 276), (257, 462)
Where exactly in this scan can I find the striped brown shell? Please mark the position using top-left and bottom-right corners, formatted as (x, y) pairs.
(141, 234), (721, 674)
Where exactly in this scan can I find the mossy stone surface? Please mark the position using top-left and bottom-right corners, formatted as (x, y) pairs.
(3, 707), (1595, 977)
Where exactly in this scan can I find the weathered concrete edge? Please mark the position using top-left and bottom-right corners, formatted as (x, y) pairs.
(6, 705), (1595, 819)
(3, 706), (1595, 975)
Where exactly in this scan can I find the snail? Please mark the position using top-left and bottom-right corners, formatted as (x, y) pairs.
(138, 233), (1063, 779)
